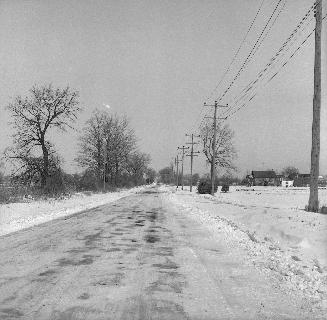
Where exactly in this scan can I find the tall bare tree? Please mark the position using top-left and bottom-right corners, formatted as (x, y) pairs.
(6, 84), (80, 189)
(200, 122), (236, 176)
(127, 151), (151, 186)
(76, 110), (136, 187)
(76, 111), (107, 181)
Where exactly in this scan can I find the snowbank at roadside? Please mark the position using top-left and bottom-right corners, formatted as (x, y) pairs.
(205, 186), (327, 267)
(0, 186), (145, 237)
(162, 185), (327, 310)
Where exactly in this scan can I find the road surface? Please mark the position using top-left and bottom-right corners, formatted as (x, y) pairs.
(0, 186), (318, 319)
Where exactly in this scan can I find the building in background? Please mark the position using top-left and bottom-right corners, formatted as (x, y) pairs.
(293, 174), (311, 187)
(247, 170), (280, 186)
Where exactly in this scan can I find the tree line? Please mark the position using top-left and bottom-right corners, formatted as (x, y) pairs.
(2, 84), (156, 197)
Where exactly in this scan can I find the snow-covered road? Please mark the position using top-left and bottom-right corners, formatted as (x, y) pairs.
(0, 185), (324, 319)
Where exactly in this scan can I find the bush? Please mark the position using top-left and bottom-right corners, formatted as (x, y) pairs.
(197, 179), (218, 194)
(320, 206), (327, 214)
(0, 184), (45, 204)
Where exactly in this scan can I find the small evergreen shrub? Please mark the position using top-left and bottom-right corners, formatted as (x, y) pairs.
(197, 179), (218, 194)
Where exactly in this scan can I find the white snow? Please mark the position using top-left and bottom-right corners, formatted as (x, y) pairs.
(0, 186), (145, 237)
(162, 185), (327, 310)
(1, 183), (326, 310)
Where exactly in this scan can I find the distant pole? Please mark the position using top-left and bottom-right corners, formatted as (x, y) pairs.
(178, 146), (189, 190)
(204, 101), (228, 195)
(186, 133), (200, 192)
(308, 0), (322, 212)
(103, 138), (106, 192)
(175, 156), (179, 188)
(211, 102), (218, 196)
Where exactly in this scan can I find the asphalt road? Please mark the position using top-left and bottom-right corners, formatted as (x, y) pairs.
(0, 186), (317, 319)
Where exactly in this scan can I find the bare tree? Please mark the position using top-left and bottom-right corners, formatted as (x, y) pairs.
(127, 151), (151, 186)
(76, 111), (106, 182)
(282, 166), (299, 180)
(200, 122), (236, 175)
(6, 84), (80, 189)
(107, 116), (136, 185)
(6, 146), (61, 186)
(158, 166), (175, 184)
(76, 110), (136, 187)
(145, 168), (157, 184)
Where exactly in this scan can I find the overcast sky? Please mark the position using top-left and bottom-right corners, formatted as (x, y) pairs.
(0, 0), (326, 177)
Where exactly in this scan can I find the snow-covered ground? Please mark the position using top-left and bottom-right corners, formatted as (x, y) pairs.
(1, 183), (326, 311)
(0, 186), (146, 237)
(163, 185), (327, 311)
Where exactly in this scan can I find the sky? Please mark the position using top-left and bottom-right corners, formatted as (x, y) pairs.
(0, 0), (326, 177)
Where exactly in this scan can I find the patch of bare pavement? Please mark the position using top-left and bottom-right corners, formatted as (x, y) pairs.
(0, 186), (322, 319)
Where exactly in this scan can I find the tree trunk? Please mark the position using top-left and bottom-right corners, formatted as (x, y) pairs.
(115, 158), (119, 186)
(41, 141), (49, 189)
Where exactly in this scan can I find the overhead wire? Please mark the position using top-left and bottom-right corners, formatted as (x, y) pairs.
(191, 0), (268, 134)
(204, 0), (266, 103)
(222, 2), (318, 119)
(198, 0), (286, 131)
(183, 0), (324, 158)
(216, 0), (285, 104)
(250, 0), (287, 62)
(221, 0), (298, 117)
(225, 9), (326, 121)
(224, 17), (316, 115)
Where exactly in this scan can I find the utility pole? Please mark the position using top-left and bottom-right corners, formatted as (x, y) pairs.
(204, 101), (228, 195)
(175, 155), (182, 189)
(174, 156), (178, 187)
(177, 146), (189, 190)
(308, 0), (322, 212)
(186, 134), (200, 192)
(103, 138), (107, 192)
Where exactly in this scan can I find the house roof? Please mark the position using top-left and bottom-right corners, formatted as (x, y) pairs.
(298, 174), (310, 178)
(251, 170), (277, 178)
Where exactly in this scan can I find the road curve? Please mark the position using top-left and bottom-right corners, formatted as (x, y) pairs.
(0, 186), (318, 319)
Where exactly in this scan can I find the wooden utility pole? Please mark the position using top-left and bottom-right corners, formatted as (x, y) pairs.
(103, 138), (107, 192)
(178, 146), (189, 190)
(204, 101), (228, 195)
(174, 156), (178, 188)
(175, 155), (182, 188)
(186, 134), (200, 192)
(308, 0), (322, 212)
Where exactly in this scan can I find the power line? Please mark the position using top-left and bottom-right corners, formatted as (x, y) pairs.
(217, 0), (285, 104)
(225, 12), (327, 120)
(226, 17), (319, 119)
(181, 1), (325, 163)
(192, 0), (267, 134)
(221, 3), (319, 119)
(251, 0), (287, 59)
(236, 3), (315, 96)
(198, 0), (287, 132)
(205, 0), (266, 103)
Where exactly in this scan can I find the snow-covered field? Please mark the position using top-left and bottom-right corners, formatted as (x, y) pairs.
(0, 186), (146, 237)
(163, 185), (327, 310)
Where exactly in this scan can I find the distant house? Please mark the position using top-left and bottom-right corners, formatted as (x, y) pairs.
(248, 170), (280, 186)
(293, 174), (310, 187)
(281, 179), (294, 187)
(318, 176), (327, 187)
